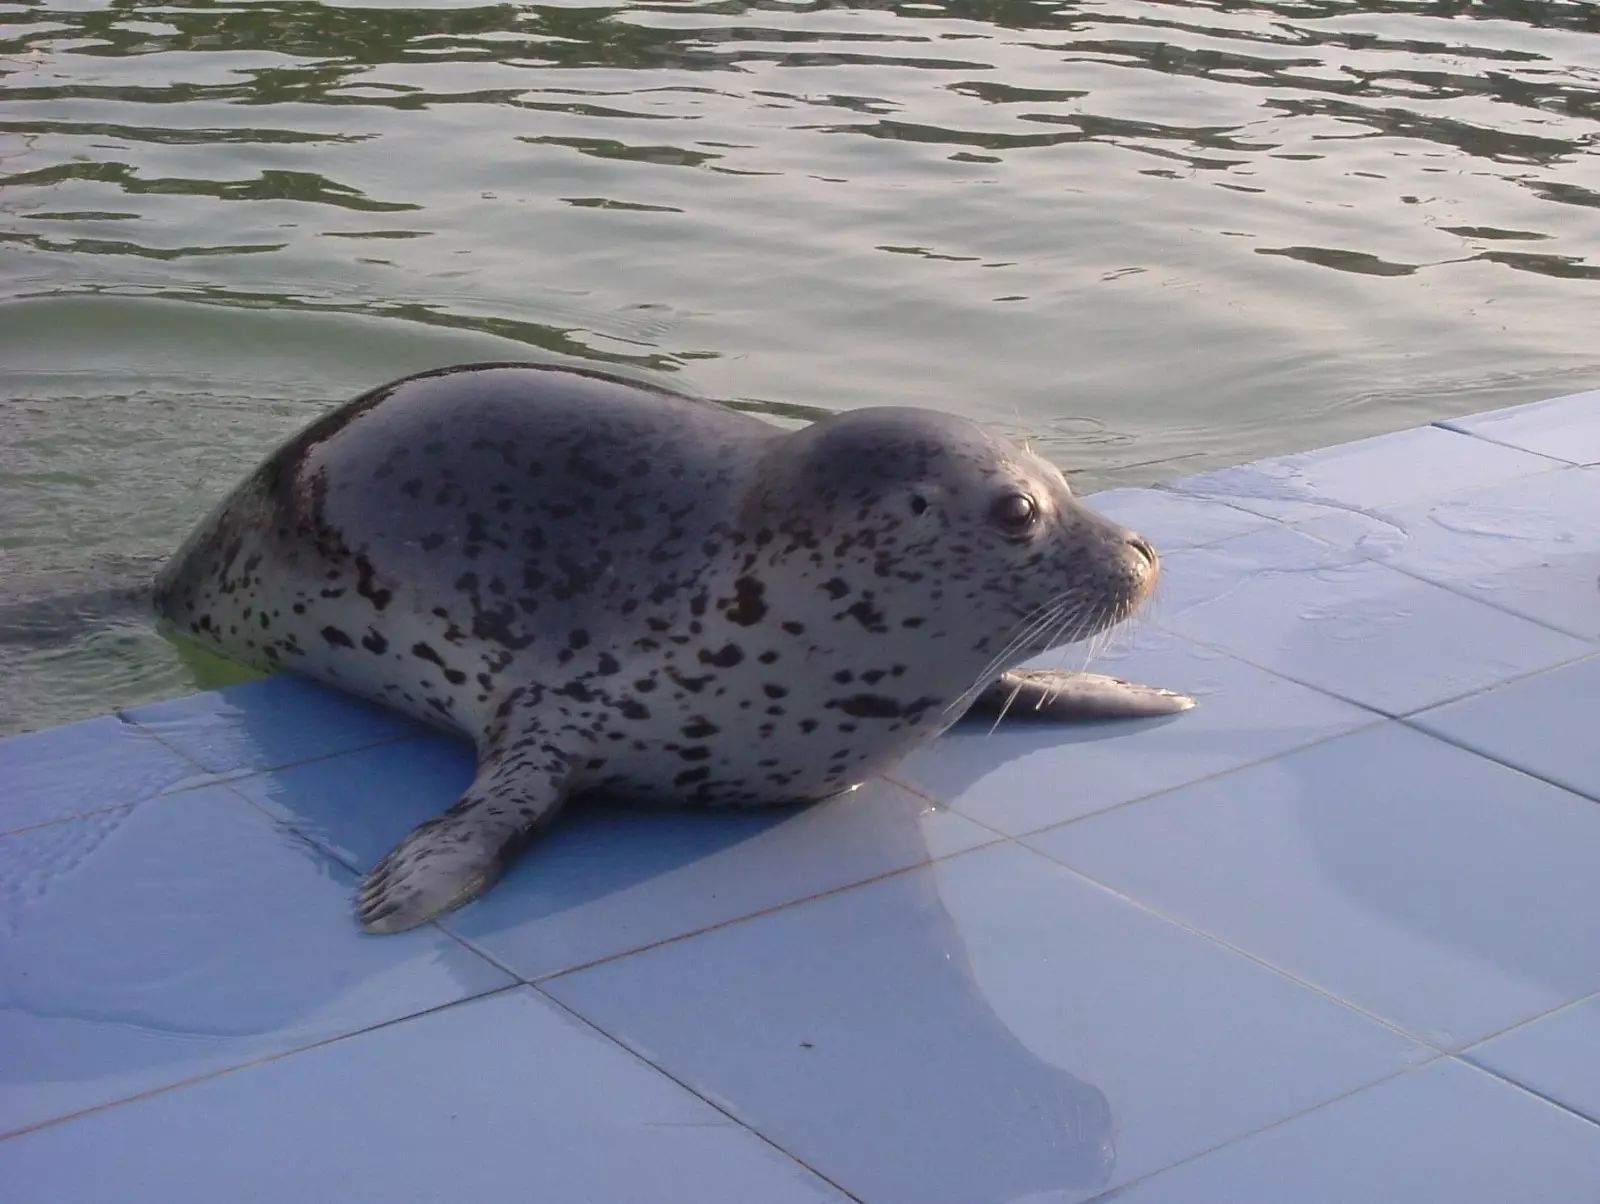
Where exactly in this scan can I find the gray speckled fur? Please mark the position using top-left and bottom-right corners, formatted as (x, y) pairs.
(156, 362), (1180, 931)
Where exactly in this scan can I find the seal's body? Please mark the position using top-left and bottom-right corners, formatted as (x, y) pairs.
(158, 363), (1188, 931)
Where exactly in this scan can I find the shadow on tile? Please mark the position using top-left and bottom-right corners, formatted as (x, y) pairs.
(1034, 723), (1600, 1048)
(557, 847), (1123, 1202)
(549, 843), (1422, 1203)
(228, 732), (995, 978)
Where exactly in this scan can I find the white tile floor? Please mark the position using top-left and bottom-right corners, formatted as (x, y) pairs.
(4, 392), (1599, 1201)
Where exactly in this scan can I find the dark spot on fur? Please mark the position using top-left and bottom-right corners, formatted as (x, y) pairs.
(320, 626), (353, 648)
(834, 694), (903, 718)
(727, 576), (767, 626)
(355, 555), (391, 611)
(845, 599), (887, 632)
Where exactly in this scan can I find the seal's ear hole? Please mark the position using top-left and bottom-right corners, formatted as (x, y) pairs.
(909, 494), (929, 516)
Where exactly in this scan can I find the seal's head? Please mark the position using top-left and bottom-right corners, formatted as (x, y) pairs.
(749, 406), (1158, 677)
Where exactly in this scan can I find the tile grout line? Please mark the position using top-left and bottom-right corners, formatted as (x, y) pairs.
(0, 983), (523, 1145)
(964, 714), (1390, 843)
(1457, 985), (1600, 1056)
(526, 982), (866, 1203)
(157, 890), (867, 1204)
(1078, 1043), (1600, 1203)
(1150, 612), (1597, 725)
(521, 832), (1458, 1188)
(1431, 418), (1589, 467)
(1398, 711), (1600, 807)
(1448, 1057), (1600, 1131)
(1078, 1060), (1434, 1203)
(1019, 849), (1451, 1054)
(1398, 645), (1600, 720)
(1283, 492), (1600, 646)
(527, 843), (1003, 986)
(115, 710), (423, 785)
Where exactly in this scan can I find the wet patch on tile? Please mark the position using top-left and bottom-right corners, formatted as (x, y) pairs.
(0, 785), (510, 1135)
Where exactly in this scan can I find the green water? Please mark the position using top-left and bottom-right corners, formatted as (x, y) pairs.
(2, 0), (1598, 734)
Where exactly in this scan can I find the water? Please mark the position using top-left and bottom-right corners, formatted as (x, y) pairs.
(2, 0), (1598, 734)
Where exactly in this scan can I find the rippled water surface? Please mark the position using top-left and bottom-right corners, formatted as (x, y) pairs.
(3, 0), (1599, 732)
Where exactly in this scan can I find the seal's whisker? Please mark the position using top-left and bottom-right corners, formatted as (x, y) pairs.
(986, 676), (1028, 735)
(961, 607), (1068, 705)
(1033, 606), (1099, 709)
(1040, 603), (1111, 708)
(970, 592), (1077, 684)
(948, 595), (1079, 716)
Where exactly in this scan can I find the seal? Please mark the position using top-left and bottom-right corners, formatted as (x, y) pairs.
(155, 363), (1190, 932)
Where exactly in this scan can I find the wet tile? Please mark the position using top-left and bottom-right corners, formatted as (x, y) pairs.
(1163, 424), (1558, 523)
(0, 989), (844, 1204)
(1441, 388), (1600, 466)
(226, 731), (477, 872)
(0, 715), (214, 834)
(1103, 1058), (1600, 1204)
(121, 676), (422, 777)
(1299, 466), (1600, 640)
(1469, 994), (1600, 1124)
(546, 843), (1426, 1204)
(0, 785), (511, 1135)
(1083, 486), (1272, 550)
(1031, 724), (1600, 1049)
(1157, 526), (1591, 714)
(231, 740), (996, 979)
(1412, 654), (1600, 802)
(893, 627), (1374, 835)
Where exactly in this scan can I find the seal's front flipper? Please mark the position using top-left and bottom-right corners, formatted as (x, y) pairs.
(358, 741), (574, 934)
(970, 668), (1195, 722)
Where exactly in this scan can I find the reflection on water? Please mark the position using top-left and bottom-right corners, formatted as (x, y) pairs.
(2, 0), (1599, 731)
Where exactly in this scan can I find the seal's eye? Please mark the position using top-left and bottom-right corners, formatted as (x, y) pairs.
(989, 492), (1038, 534)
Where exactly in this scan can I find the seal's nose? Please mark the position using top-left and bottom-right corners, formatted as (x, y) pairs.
(1128, 534), (1158, 569)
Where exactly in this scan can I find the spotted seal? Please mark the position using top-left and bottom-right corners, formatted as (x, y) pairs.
(155, 363), (1190, 932)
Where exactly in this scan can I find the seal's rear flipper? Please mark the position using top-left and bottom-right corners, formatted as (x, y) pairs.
(970, 668), (1195, 722)
(358, 739), (574, 933)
